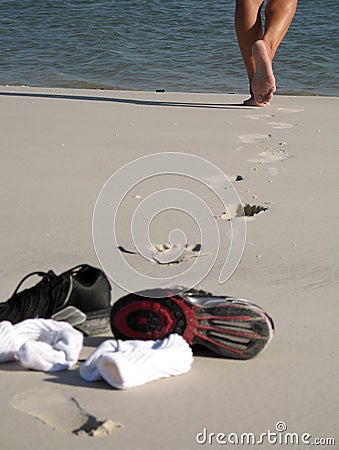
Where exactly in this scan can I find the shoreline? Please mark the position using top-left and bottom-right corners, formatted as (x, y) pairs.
(1, 83), (337, 98)
(0, 86), (338, 449)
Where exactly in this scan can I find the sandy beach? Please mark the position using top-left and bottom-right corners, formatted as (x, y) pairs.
(0, 86), (338, 449)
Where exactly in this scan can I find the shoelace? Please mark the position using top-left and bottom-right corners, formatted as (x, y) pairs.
(11, 271), (57, 297)
(10, 264), (87, 298)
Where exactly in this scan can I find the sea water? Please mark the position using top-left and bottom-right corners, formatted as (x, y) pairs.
(0, 0), (338, 96)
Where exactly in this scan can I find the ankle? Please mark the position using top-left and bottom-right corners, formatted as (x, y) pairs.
(261, 38), (275, 61)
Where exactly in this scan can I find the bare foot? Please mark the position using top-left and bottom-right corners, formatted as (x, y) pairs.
(251, 40), (276, 106)
(243, 96), (270, 107)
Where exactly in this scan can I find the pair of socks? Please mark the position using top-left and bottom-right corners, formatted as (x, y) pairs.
(0, 319), (194, 387)
(80, 333), (193, 389)
(0, 319), (83, 372)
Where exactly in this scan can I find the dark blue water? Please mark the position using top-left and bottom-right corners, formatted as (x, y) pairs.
(0, 0), (338, 96)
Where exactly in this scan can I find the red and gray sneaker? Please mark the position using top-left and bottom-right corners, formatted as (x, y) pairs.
(0, 264), (112, 335)
(110, 288), (274, 359)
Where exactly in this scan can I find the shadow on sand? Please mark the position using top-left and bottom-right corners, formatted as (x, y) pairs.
(0, 90), (248, 110)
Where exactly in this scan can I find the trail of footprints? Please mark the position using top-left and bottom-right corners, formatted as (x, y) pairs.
(240, 107), (301, 164)
(215, 107), (301, 227)
(119, 108), (301, 264)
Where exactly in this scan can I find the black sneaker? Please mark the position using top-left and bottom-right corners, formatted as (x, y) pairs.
(110, 288), (274, 360)
(0, 264), (112, 335)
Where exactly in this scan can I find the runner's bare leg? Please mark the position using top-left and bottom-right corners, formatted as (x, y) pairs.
(235, 0), (298, 106)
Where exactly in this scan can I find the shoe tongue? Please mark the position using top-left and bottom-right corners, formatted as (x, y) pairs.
(47, 270), (57, 278)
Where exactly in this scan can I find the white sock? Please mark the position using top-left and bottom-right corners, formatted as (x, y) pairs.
(0, 321), (24, 362)
(15, 319), (83, 371)
(80, 334), (193, 389)
(80, 339), (155, 382)
(18, 341), (74, 372)
(0, 319), (83, 372)
(79, 339), (120, 381)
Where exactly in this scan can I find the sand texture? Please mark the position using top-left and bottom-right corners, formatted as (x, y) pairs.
(0, 86), (338, 449)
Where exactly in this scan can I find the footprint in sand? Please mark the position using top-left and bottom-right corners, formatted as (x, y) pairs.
(10, 388), (121, 437)
(150, 242), (203, 265)
(248, 149), (293, 164)
(277, 107), (303, 113)
(239, 134), (271, 144)
(119, 242), (203, 265)
(268, 122), (294, 130)
(215, 203), (268, 221)
(245, 113), (274, 120)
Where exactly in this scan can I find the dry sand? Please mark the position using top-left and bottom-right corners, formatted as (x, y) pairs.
(0, 86), (338, 449)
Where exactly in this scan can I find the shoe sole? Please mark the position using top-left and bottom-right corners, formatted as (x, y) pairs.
(52, 306), (111, 336)
(76, 308), (112, 336)
(110, 291), (274, 360)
